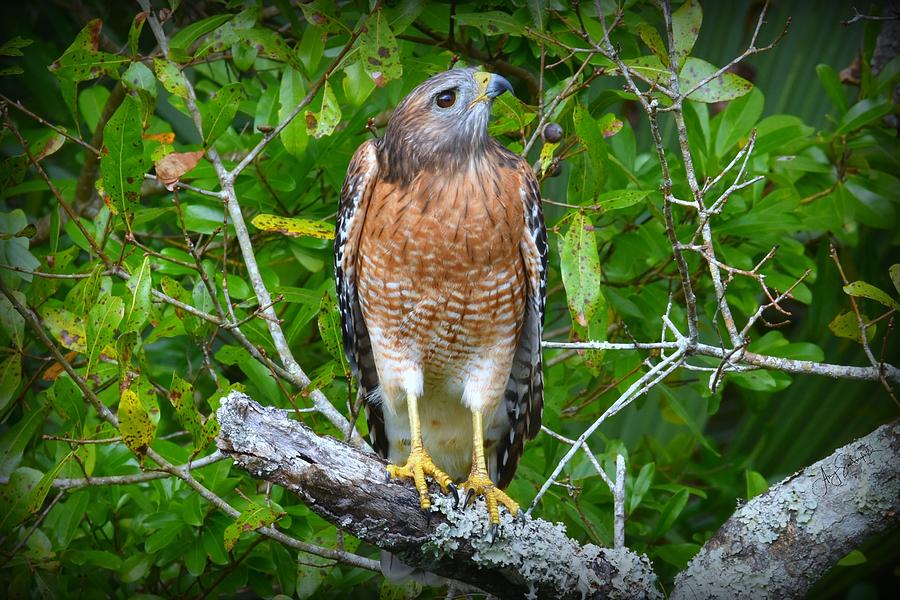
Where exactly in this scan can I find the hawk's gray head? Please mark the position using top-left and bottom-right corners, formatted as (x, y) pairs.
(380, 68), (514, 184)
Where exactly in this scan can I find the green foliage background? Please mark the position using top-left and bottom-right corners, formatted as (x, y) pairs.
(0, 0), (897, 598)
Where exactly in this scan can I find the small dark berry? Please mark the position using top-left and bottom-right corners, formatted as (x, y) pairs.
(542, 123), (563, 143)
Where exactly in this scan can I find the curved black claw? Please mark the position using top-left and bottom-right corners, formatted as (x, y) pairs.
(489, 523), (500, 545)
(384, 468), (391, 483)
(515, 510), (526, 523)
(448, 482), (460, 509)
(465, 487), (477, 508)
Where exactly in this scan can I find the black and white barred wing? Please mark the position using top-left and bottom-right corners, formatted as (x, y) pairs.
(495, 158), (548, 489)
(334, 139), (387, 457)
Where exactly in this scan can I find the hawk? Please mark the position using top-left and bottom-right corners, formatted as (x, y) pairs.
(334, 68), (546, 534)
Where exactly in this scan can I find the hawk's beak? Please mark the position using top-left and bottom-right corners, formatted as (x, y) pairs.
(469, 72), (514, 108)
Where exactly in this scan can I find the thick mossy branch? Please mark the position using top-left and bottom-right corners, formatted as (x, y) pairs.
(671, 420), (900, 599)
(216, 391), (659, 599)
(217, 392), (898, 598)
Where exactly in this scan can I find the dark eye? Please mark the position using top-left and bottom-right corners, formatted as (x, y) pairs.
(436, 89), (456, 108)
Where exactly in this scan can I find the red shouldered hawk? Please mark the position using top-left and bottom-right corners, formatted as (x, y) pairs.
(334, 68), (546, 537)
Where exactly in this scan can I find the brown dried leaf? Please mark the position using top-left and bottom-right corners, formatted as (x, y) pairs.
(154, 150), (205, 191)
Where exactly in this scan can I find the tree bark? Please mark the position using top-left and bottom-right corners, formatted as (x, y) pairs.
(216, 392), (899, 599)
(671, 420), (900, 599)
(216, 391), (660, 599)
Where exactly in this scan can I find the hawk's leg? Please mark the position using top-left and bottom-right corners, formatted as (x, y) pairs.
(386, 391), (454, 511)
(461, 410), (520, 534)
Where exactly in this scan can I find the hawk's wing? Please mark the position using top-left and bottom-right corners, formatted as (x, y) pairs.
(495, 155), (547, 489)
(334, 139), (388, 457)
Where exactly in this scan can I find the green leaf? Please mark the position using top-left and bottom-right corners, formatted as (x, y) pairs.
(681, 58), (753, 103)
(49, 19), (127, 82)
(297, 24), (324, 75)
(842, 280), (900, 311)
(123, 256), (152, 333)
(0, 402), (50, 477)
(653, 488), (689, 538)
(169, 14), (233, 52)
(671, 0), (702, 69)
(0, 467), (42, 532)
(128, 11), (147, 56)
(661, 387), (719, 456)
(655, 543), (700, 569)
(342, 59), (376, 106)
(636, 23), (668, 66)
(318, 292), (347, 368)
(829, 311), (875, 343)
(359, 9), (402, 86)
(454, 11), (524, 36)
(223, 500), (282, 551)
(118, 387), (157, 459)
(890, 264), (900, 296)
(816, 64), (848, 113)
(27, 452), (72, 514)
(279, 67), (309, 157)
(745, 469), (768, 499)
(0, 210), (40, 285)
(837, 549), (867, 567)
(628, 463), (655, 513)
(122, 61), (156, 98)
(203, 83), (244, 146)
(169, 374), (205, 451)
(572, 104), (607, 187)
(100, 95), (148, 216)
(152, 58), (190, 99)
(559, 212), (604, 327)
(596, 189), (651, 211)
(835, 99), (892, 135)
(0, 289), (25, 349)
(86, 293), (123, 376)
(305, 81), (341, 139)
(0, 36), (33, 57)
(0, 354), (22, 417)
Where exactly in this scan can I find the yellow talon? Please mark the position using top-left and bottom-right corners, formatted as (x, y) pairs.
(460, 470), (519, 525)
(387, 445), (453, 510)
(461, 410), (520, 535)
(386, 391), (453, 510)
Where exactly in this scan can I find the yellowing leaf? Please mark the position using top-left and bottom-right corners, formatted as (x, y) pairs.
(842, 280), (900, 311)
(118, 388), (156, 459)
(251, 213), (334, 240)
(123, 256), (152, 333)
(100, 95), (148, 216)
(41, 307), (87, 353)
(168, 374), (204, 452)
(153, 58), (190, 99)
(359, 9), (401, 86)
(49, 19), (127, 82)
(559, 212), (604, 327)
(671, 0), (702, 69)
(829, 311), (875, 343)
(224, 501), (282, 551)
(305, 81), (341, 139)
(86, 294), (123, 376)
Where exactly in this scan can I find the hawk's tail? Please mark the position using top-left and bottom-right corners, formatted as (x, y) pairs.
(380, 551), (444, 587)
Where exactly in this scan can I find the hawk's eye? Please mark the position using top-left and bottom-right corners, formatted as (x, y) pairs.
(435, 89), (456, 109)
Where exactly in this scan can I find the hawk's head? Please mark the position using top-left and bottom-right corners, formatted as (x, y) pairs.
(380, 68), (514, 183)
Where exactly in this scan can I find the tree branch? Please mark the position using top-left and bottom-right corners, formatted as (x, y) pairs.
(672, 419), (900, 599)
(216, 391), (661, 600)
